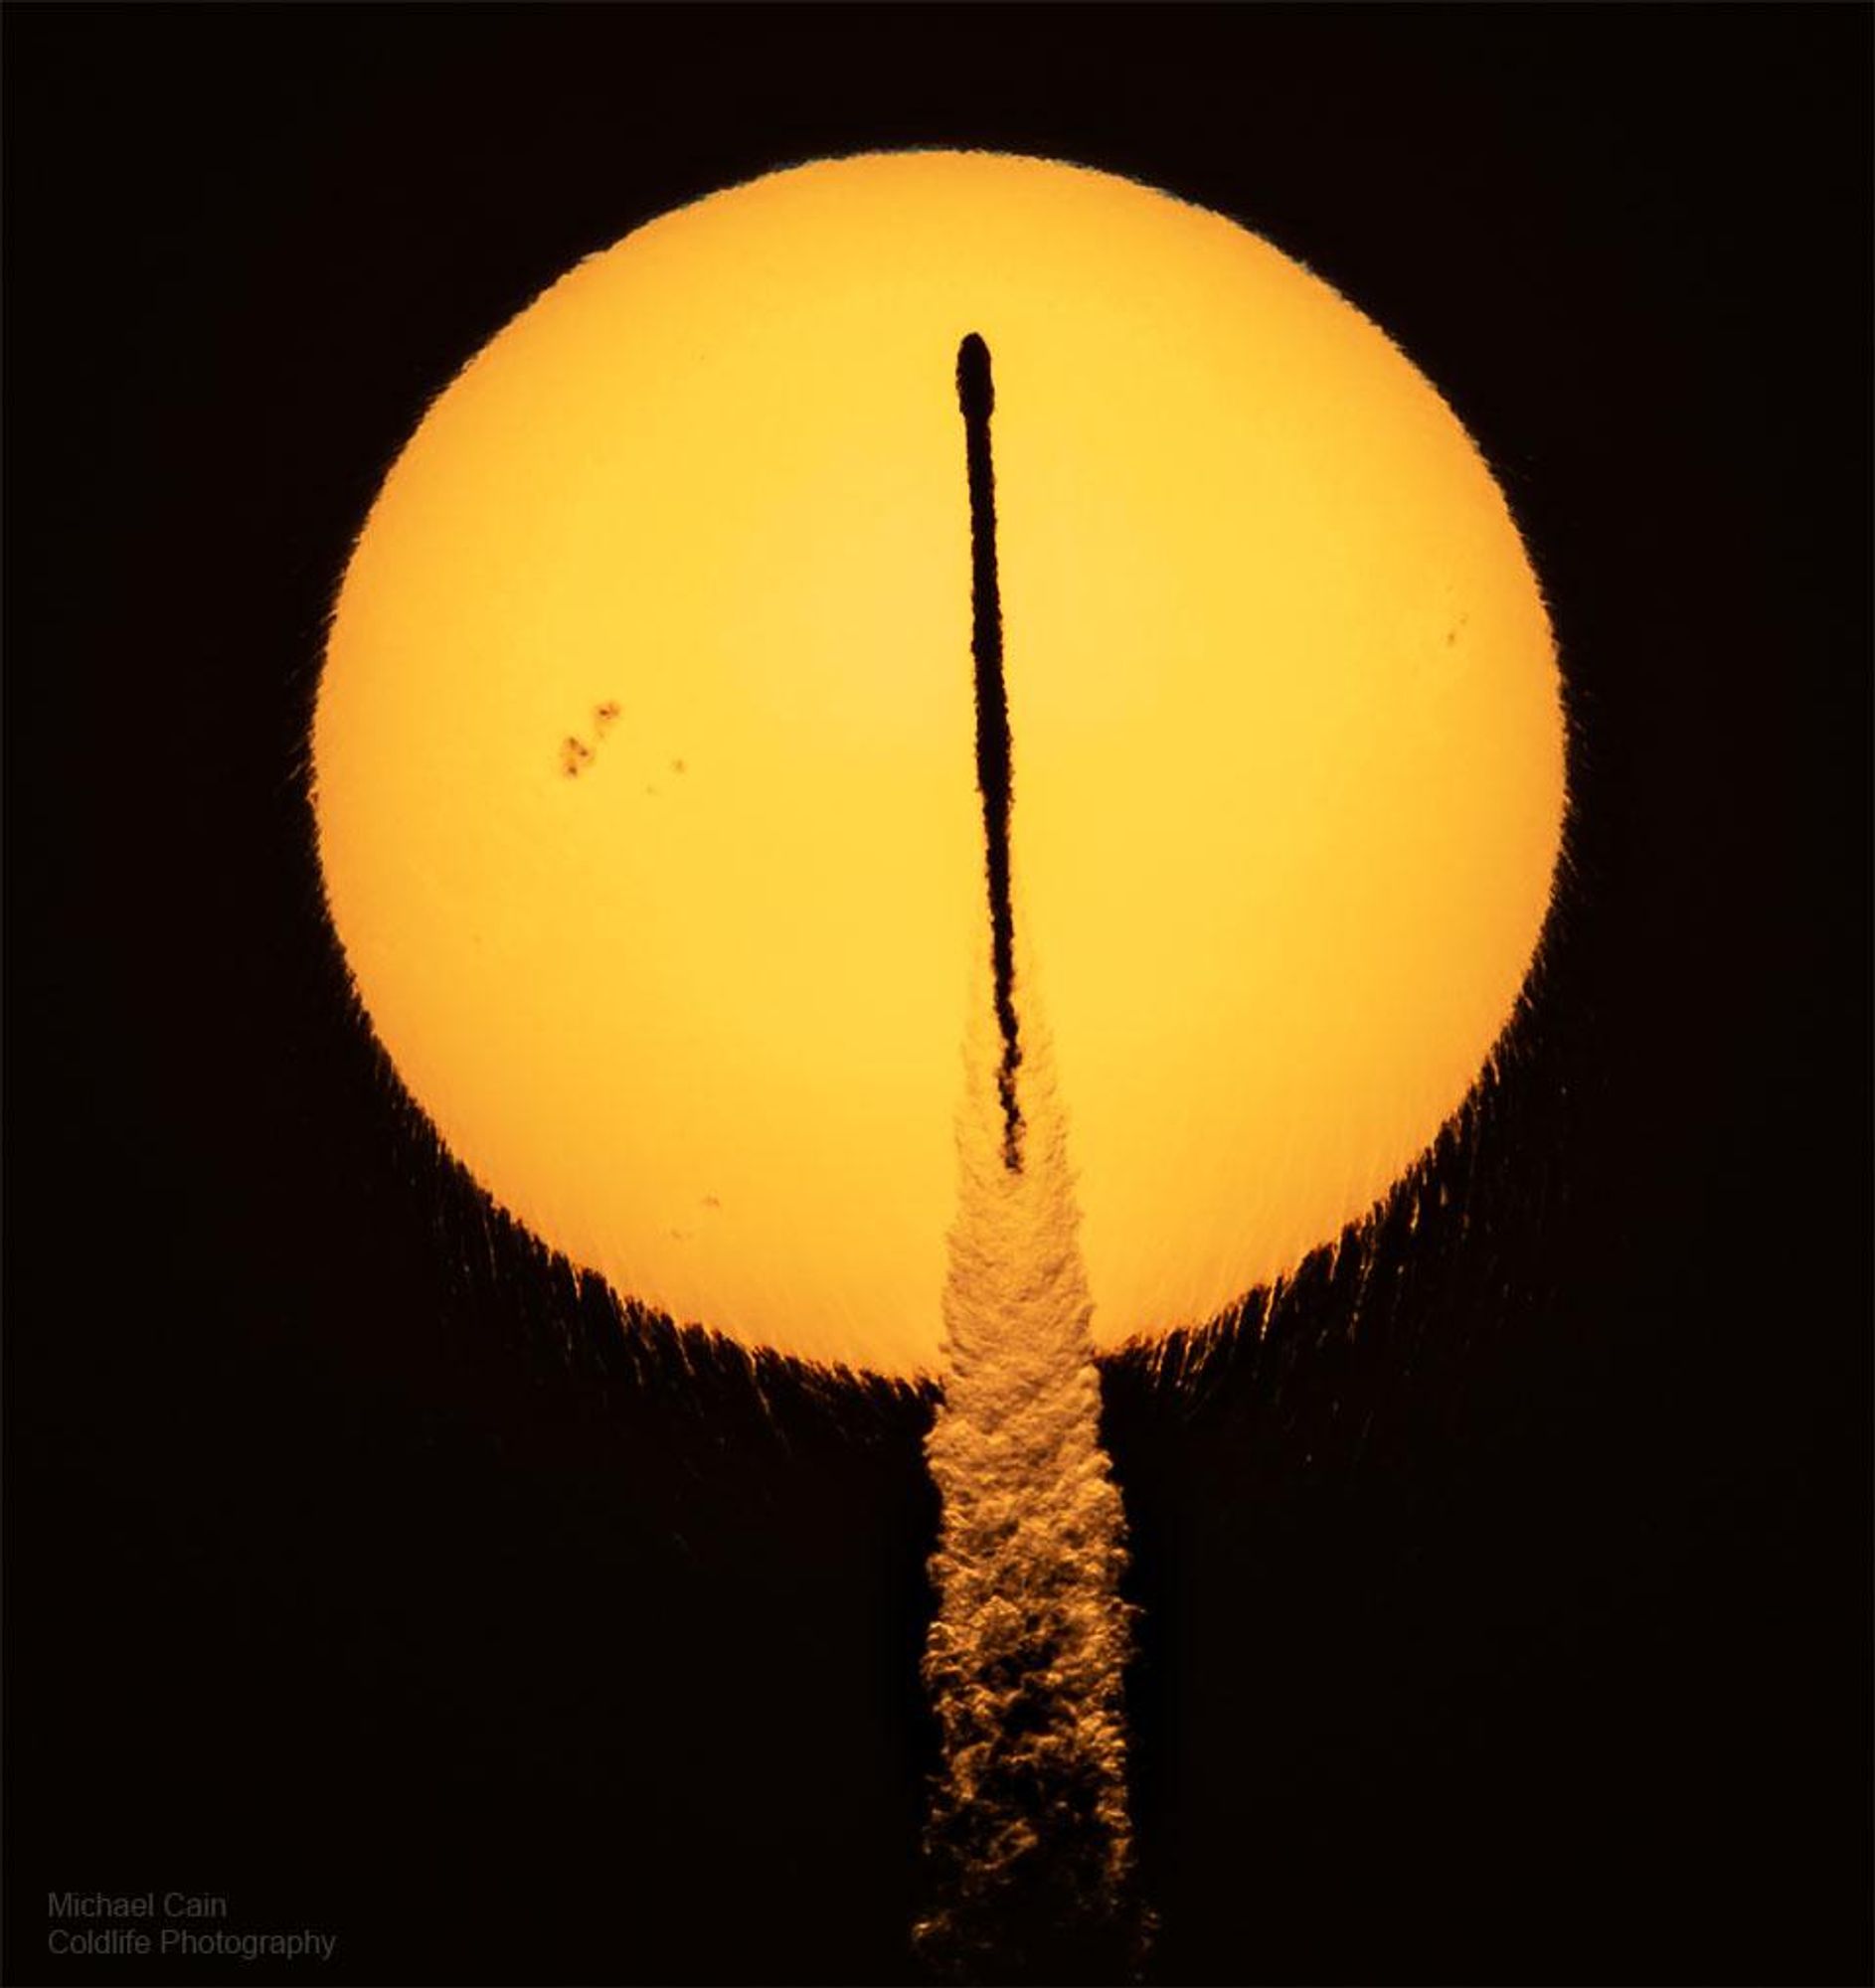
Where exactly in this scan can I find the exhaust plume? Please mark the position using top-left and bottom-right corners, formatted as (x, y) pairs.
(915, 955), (1145, 1980)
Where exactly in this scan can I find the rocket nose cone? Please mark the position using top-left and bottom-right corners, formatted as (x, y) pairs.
(956, 333), (995, 421)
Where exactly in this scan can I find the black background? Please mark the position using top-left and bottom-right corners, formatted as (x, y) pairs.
(5, 6), (1870, 1984)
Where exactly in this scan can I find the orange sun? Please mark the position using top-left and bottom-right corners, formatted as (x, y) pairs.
(312, 150), (1564, 1376)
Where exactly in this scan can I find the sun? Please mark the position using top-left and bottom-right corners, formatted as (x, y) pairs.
(312, 149), (1564, 1376)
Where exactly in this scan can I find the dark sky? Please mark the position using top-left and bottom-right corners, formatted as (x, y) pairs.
(5, 6), (1870, 1985)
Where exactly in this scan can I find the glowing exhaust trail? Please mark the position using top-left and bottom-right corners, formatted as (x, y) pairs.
(917, 336), (1143, 1979)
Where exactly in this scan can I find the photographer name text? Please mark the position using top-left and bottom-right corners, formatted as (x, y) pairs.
(47, 1894), (335, 1963)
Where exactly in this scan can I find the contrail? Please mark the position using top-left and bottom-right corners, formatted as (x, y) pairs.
(916, 336), (1144, 1981)
(956, 330), (1025, 1175)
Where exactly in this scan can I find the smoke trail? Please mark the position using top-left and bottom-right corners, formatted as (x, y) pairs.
(915, 948), (1145, 1981)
